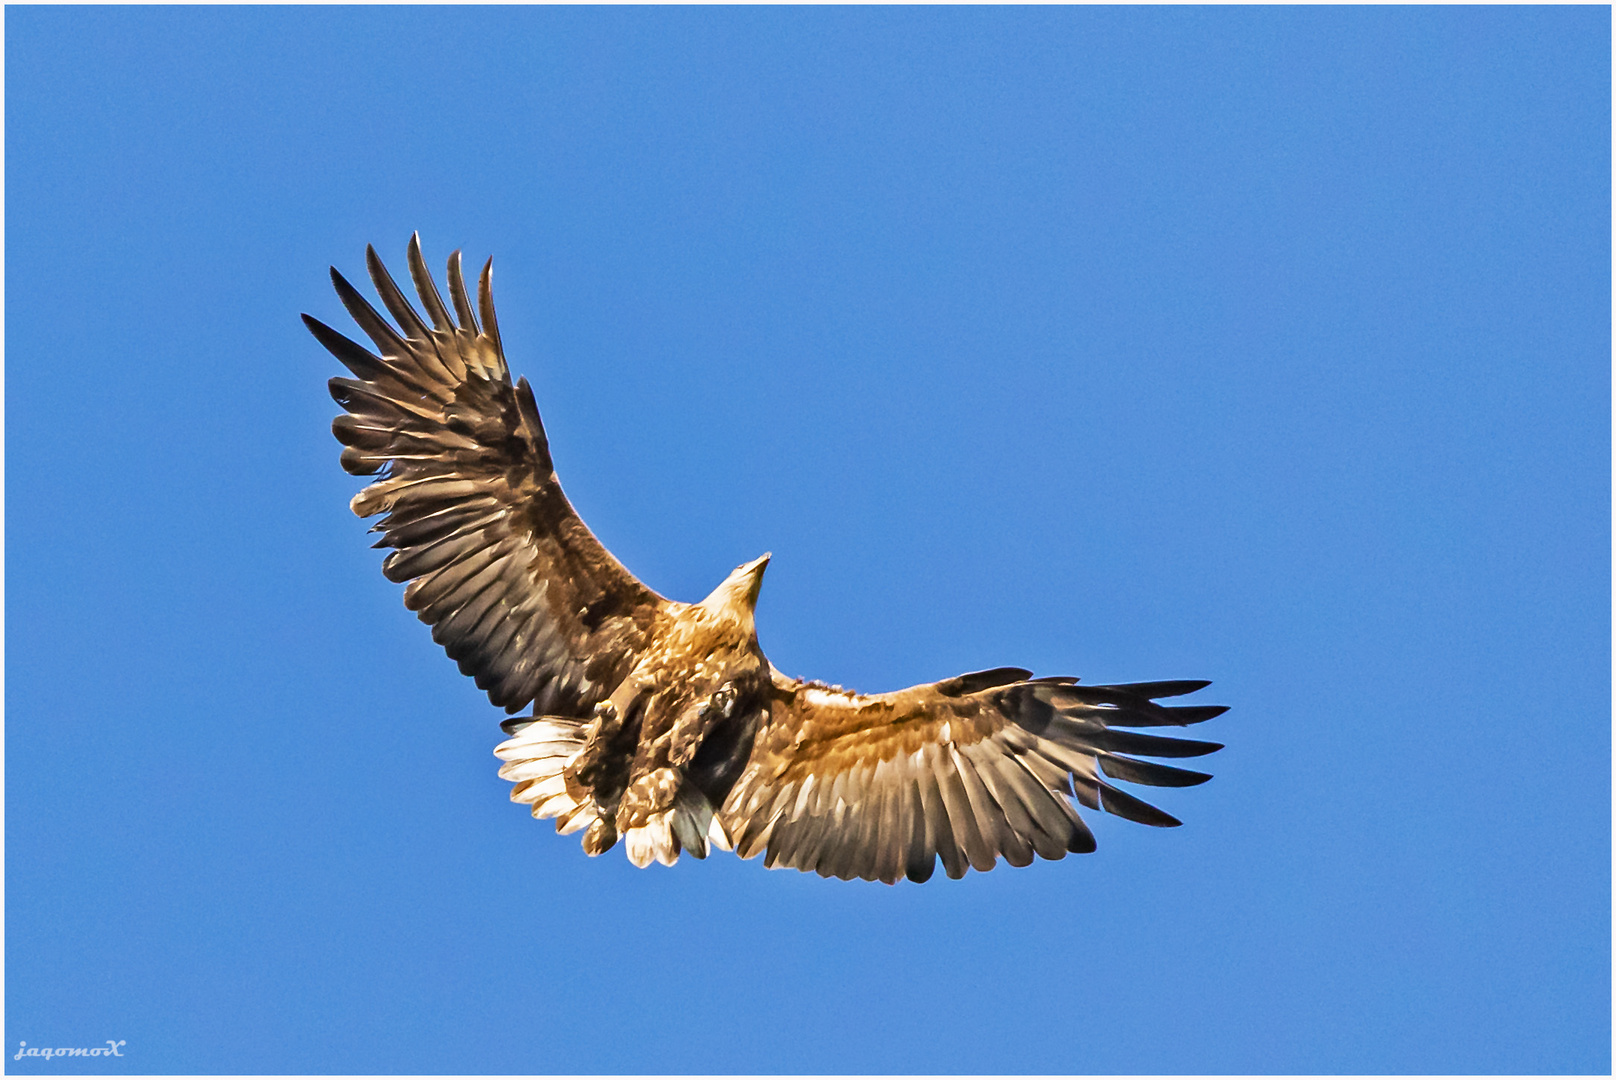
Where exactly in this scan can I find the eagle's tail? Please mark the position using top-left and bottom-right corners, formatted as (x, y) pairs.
(494, 718), (601, 837)
(496, 718), (733, 867)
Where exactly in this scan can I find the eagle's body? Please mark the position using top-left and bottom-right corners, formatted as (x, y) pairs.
(309, 236), (1226, 884)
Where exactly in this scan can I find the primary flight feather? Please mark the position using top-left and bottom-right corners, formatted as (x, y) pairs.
(309, 235), (1226, 884)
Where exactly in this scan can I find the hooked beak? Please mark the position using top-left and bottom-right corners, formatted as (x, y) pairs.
(744, 552), (771, 603)
(703, 552), (773, 615)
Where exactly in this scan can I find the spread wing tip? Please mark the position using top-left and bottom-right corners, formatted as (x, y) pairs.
(315, 238), (666, 724)
(726, 666), (1227, 884)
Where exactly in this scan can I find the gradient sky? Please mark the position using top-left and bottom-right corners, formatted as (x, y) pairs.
(6, 6), (1609, 1075)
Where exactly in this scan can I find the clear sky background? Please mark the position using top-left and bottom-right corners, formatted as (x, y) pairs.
(6, 6), (1609, 1075)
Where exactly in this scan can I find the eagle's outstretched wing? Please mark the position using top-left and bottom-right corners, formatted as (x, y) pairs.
(308, 235), (668, 717)
(721, 669), (1225, 883)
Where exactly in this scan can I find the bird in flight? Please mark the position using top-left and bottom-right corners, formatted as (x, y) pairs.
(308, 236), (1226, 884)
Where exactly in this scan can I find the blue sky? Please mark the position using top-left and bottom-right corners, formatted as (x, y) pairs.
(6, 6), (1608, 1074)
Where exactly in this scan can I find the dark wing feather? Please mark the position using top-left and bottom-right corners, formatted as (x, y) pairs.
(720, 672), (1224, 884)
(310, 235), (668, 717)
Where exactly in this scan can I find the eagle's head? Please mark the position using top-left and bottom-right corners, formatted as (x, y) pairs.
(699, 552), (771, 625)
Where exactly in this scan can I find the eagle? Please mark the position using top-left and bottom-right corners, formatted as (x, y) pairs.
(308, 235), (1226, 884)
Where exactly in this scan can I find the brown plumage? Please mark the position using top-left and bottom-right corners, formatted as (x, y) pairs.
(310, 235), (1227, 883)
